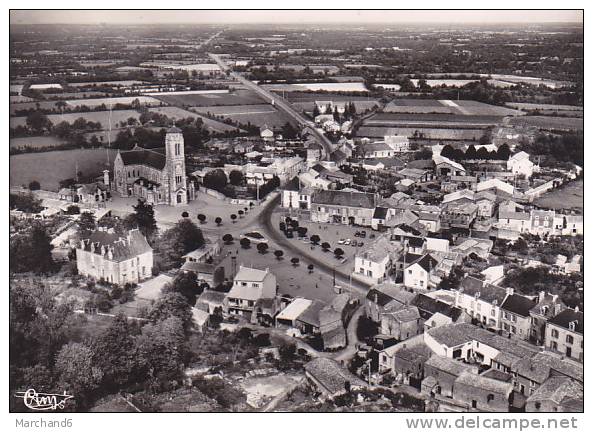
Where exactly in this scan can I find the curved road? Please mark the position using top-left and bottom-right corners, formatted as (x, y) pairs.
(257, 194), (371, 296)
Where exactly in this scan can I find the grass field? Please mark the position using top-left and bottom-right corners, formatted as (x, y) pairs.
(65, 96), (163, 108)
(10, 136), (67, 150)
(191, 104), (293, 128)
(384, 99), (522, 116)
(10, 109), (141, 129)
(534, 180), (583, 211)
(356, 125), (484, 140)
(366, 112), (503, 125)
(284, 92), (379, 102)
(264, 82), (368, 92)
(508, 115), (583, 131)
(507, 102), (583, 111)
(154, 89), (265, 107)
(148, 106), (242, 132)
(10, 148), (116, 191)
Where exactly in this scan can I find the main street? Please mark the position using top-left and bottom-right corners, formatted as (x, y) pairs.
(208, 52), (335, 159)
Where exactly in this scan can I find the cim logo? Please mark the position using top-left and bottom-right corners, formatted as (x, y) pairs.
(15, 389), (74, 411)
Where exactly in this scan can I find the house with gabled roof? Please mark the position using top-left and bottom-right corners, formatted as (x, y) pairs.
(452, 371), (514, 412)
(404, 254), (440, 291)
(225, 266), (277, 319)
(500, 293), (537, 340)
(529, 291), (566, 346)
(310, 189), (376, 226)
(76, 227), (153, 285)
(545, 308), (583, 363)
(453, 276), (510, 330)
(365, 283), (416, 322)
(353, 235), (402, 284)
(525, 376), (583, 412)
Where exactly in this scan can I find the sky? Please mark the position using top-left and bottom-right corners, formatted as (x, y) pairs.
(10, 10), (584, 25)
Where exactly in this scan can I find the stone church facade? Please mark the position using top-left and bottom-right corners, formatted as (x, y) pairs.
(113, 126), (194, 206)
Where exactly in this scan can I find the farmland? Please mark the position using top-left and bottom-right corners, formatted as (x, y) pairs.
(263, 82), (368, 92)
(10, 136), (67, 150)
(10, 109), (141, 129)
(534, 180), (583, 211)
(384, 99), (522, 116)
(148, 106), (242, 132)
(154, 89), (265, 106)
(69, 80), (147, 88)
(365, 112), (503, 127)
(64, 96), (163, 108)
(508, 116), (583, 131)
(356, 125), (484, 141)
(10, 148), (117, 191)
(191, 104), (294, 128)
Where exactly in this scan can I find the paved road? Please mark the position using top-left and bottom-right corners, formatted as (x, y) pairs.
(257, 194), (371, 296)
(208, 53), (334, 159)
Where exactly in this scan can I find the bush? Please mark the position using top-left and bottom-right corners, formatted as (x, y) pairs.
(28, 180), (41, 191)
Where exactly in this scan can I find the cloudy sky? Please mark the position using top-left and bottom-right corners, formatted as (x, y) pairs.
(10, 10), (583, 25)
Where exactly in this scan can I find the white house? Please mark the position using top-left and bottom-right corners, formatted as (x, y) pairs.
(404, 254), (439, 291)
(76, 228), (153, 285)
(225, 266), (277, 317)
(507, 151), (535, 178)
(353, 235), (402, 283)
(385, 135), (410, 152)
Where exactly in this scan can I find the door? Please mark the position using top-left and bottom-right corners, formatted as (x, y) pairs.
(177, 193), (183, 203)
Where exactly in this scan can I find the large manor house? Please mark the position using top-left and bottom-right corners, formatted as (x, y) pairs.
(113, 126), (195, 206)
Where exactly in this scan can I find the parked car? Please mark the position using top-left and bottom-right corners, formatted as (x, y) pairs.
(344, 239), (351, 245)
(354, 231), (361, 237)
(360, 231), (367, 238)
(242, 232), (268, 244)
(338, 239), (346, 244)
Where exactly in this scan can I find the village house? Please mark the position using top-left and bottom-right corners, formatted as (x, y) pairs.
(513, 351), (583, 404)
(529, 292), (566, 346)
(353, 235), (402, 283)
(225, 266), (277, 319)
(76, 228), (153, 285)
(452, 371), (513, 412)
(380, 306), (422, 341)
(260, 126), (275, 141)
(507, 151), (535, 178)
(441, 201), (478, 230)
(398, 167), (433, 183)
(404, 254), (440, 291)
(525, 377), (583, 413)
(379, 341), (433, 384)
(422, 355), (479, 398)
(433, 154), (466, 177)
(361, 142), (395, 159)
(385, 134), (410, 152)
(499, 293), (537, 340)
(453, 276), (509, 330)
(304, 358), (368, 400)
(310, 189), (376, 226)
(497, 200), (531, 234)
(365, 283), (416, 322)
(545, 308), (583, 363)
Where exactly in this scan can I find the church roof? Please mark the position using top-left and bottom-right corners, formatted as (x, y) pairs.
(119, 148), (166, 170)
(168, 126), (182, 134)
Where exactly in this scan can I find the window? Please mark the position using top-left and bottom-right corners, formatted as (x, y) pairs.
(551, 329), (559, 338)
(566, 335), (574, 344)
(551, 341), (558, 351)
(487, 394), (494, 403)
(534, 402), (541, 410)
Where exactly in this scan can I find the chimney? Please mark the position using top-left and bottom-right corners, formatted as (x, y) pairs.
(103, 170), (110, 187)
(538, 291), (546, 303)
(506, 287), (514, 296)
(574, 306), (580, 313)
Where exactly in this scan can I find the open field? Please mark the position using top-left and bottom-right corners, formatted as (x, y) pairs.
(147, 106), (242, 132)
(411, 79), (477, 87)
(533, 180), (583, 211)
(10, 148), (116, 191)
(65, 96), (163, 108)
(508, 115), (583, 131)
(154, 89), (265, 106)
(366, 112), (504, 126)
(10, 136), (67, 150)
(482, 74), (573, 89)
(384, 99), (522, 116)
(507, 102), (583, 111)
(192, 104), (294, 128)
(284, 92), (379, 103)
(264, 82), (368, 92)
(10, 95), (35, 103)
(356, 125), (485, 140)
(10, 109), (141, 129)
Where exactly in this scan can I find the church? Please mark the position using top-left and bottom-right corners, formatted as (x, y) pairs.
(113, 126), (195, 206)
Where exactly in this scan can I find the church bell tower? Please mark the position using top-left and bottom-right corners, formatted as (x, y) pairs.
(165, 126), (187, 206)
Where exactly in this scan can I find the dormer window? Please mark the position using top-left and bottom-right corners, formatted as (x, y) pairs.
(569, 321), (577, 331)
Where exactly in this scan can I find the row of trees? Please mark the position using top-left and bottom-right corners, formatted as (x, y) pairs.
(440, 143), (511, 162)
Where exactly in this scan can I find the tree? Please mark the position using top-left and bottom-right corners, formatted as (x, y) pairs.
(215, 217), (222, 226)
(297, 227), (308, 237)
(197, 214), (206, 224)
(440, 144), (456, 160)
(291, 257), (300, 267)
(156, 220), (205, 269)
(321, 242), (331, 252)
(10, 224), (55, 274)
(91, 314), (139, 391)
(148, 291), (193, 333)
(229, 170), (244, 186)
(310, 234), (321, 245)
(65, 205), (80, 215)
(279, 343), (297, 363)
(181, 211), (189, 218)
(131, 200), (158, 240)
(203, 169), (228, 192)
(165, 271), (202, 305)
(77, 212), (96, 238)
(26, 111), (52, 133)
(308, 264), (314, 274)
(334, 248), (345, 259)
(238, 210), (244, 218)
(222, 234), (233, 244)
(257, 243), (269, 254)
(274, 250), (284, 260)
(230, 214), (237, 223)
(465, 144), (477, 160)
(497, 143), (511, 160)
(55, 342), (103, 408)
(28, 180), (40, 191)
(240, 237), (251, 249)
